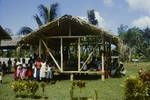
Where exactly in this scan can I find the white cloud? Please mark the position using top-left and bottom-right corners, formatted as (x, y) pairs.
(94, 11), (107, 28)
(126, 0), (150, 13)
(132, 16), (150, 28)
(103, 0), (113, 6)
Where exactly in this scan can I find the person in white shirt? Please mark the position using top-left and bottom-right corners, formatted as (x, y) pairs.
(40, 60), (47, 81)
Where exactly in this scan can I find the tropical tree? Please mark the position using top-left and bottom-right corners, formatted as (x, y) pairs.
(34, 3), (59, 27)
(118, 25), (150, 60)
(87, 9), (98, 25)
(142, 27), (150, 45)
(18, 3), (59, 35)
(17, 26), (33, 35)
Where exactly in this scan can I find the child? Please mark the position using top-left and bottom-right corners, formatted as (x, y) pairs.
(46, 63), (53, 82)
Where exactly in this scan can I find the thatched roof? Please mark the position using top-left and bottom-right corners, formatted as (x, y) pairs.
(0, 36), (22, 49)
(19, 15), (120, 45)
(0, 26), (11, 40)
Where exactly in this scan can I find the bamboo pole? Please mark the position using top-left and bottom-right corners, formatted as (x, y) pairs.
(78, 38), (81, 71)
(42, 40), (61, 71)
(39, 40), (41, 58)
(101, 37), (105, 81)
(101, 52), (105, 81)
(60, 38), (63, 72)
(80, 45), (98, 71)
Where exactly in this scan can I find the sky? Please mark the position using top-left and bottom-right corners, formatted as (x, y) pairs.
(0, 0), (150, 35)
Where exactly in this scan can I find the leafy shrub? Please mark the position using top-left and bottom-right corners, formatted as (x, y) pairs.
(124, 74), (150, 100)
(11, 80), (39, 98)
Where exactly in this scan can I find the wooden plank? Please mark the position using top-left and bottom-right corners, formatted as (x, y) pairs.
(42, 40), (61, 71)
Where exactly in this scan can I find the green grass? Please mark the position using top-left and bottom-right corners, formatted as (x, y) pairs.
(0, 62), (150, 100)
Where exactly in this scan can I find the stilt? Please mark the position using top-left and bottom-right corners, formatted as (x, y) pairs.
(70, 73), (74, 81)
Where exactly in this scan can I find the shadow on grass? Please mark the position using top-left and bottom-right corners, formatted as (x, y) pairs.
(54, 74), (101, 81)
(15, 95), (43, 99)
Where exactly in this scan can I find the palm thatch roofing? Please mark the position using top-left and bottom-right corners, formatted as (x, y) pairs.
(19, 15), (120, 45)
(0, 36), (22, 49)
(0, 26), (11, 40)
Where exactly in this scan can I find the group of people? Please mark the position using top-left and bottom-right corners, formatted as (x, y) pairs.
(14, 57), (54, 82)
(0, 58), (12, 74)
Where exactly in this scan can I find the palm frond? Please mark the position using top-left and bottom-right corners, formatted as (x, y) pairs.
(34, 14), (43, 27)
(18, 26), (33, 35)
(38, 4), (48, 24)
(49, 3), (59, 21)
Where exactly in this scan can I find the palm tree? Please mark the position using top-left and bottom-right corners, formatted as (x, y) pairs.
(18, 3), (59, 35)
(87, 9), (98, 26)
(34, 3), (59, 27)
(17, 26), (33, 35)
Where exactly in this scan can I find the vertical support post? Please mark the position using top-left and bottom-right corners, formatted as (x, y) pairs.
(60, 38), (63, 72)
(101, 52), (105, 81)
(108, 42), (111, 67)
(39, 40), (41, 58)
(70, 73), (74, 81)
(78, 38), (81, 71)
(101, 37), (105, 81)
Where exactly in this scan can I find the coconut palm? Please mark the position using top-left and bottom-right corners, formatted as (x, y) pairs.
(17, 26), (33, 35)
(87, 9), (98, 26)
(18, 3), (59, 35)
(34, 3), (59, 27)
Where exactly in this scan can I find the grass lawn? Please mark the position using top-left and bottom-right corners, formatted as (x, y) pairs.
(0, 62), (150, 100)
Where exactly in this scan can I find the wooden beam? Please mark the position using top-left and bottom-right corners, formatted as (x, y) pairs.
(78, 38), (81, 71)
(60, 38), (63, 72)
(42, 40), (61, 71)
(47, 35), (101, 39)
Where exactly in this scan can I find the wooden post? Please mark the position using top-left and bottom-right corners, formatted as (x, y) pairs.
(78, 38), (81, 71)
(101, 37), (105, 81)
(39, 40), (41, 58)
(70, 73), (74, 81)
(60, 38), (63, 72)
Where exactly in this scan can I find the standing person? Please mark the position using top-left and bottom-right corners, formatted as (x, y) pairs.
(27, 57), (34, 79)
(40, 60), (46, 81)
(46, 63), (53, 82)
(0, 62), (3, 83)
(13, 59), (17, 80)
(34, 58), (41, 81)
(2, 62), (7, 75)
(7, 58), (12, 73)
(21, 58), (27, 80)
(16, 59), (22, 80)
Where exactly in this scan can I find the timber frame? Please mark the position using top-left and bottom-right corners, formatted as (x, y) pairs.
(18, 15), (122, 81)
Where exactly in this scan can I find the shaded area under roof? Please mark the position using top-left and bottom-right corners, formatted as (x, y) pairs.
(0, 26), (11, 40)
(19, 15), (120, 45)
